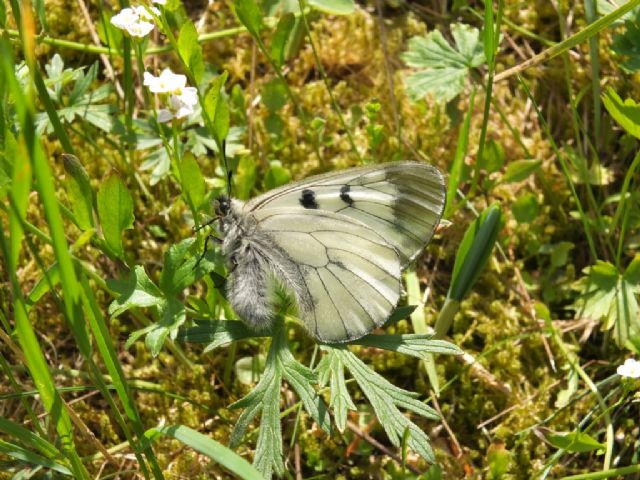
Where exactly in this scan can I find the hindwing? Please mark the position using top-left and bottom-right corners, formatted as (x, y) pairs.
(252, 208), (402, 343)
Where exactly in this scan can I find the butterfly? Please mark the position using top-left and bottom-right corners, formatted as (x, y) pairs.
(213, 161), (446, 343)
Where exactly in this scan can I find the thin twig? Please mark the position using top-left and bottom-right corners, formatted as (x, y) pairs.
(74, 0), (124, 99)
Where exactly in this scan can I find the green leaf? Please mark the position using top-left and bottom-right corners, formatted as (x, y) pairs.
(610, 9), (640, 72)
(448, 205), (502, 301)
(97, 175), (134, 258)
(547, 431), (605, 453)
(602, 87), (640, 139)
(178, 21), (205, 85)
(624, 254), (640, 284)
(262, 79), (288, 112)
(159, 238), (221, 295)
(178, 320), (262, 351)
(387, 304), (418, 323)
(263, 161), (291, 189)
(401, 23), (485, 102)
(145, 299), (186, 356)
(350, 334), (463, 360)
(229, 320), (328, 477)
(279, 341), (330, 434)
(333, 347), (439, 463)
(146, 425), (263, 480)
(107, 266), (164, 318)
(271, 13), (295, 68)
(229, 339), (284, 478)
(0, 440), (72, 476)
(203, 72), (230, 148)
(573, 260), (640, 347)
(317, 351), (355, 433)
(483, 0), (495, 65)
(512, 193), (539, 224)
(180, 153), (205, 211)
(501, 159), (542, 184)
(481, 139), (505, 174)
(232, 0), (264, 38)
(307, 0), (355, 15)
(62, 154), (94, 231)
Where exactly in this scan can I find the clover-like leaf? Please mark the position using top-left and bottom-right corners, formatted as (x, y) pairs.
(107, 265), (164, 318)
(573, 258), (640, 347)
(401, 23), (485, 102)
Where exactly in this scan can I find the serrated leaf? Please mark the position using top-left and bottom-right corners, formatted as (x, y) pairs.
(351, 334), (463, 360)
(334, 347), (439, 464)
(178, 21), (204, 85)
(307, 0), (354, 15)
(271, 13), (295, 68)
(573, 260), (640, 347)
(158, 238), (211, 294)
(97, 175), (134, 257)
(145, 299), (186, 356)
(547, 431), (605, 453)
(178, 320), (261, 351)
(229, 333), (284, 478)
(107, 266), (164, 317)
(401, 23), (484, 102)
(277, 333), (330, 434)
(317, 350), (356, 433)
(62, 154), (94, 230)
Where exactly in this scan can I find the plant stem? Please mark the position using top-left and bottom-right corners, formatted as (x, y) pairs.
(494, 0), (640, 82)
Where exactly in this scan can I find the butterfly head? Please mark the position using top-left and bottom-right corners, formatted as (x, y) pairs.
(214, 195), (231, 217)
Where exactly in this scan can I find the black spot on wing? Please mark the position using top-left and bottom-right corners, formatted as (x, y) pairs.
(340, 184), (354, 206)
(299, 189), (319, 209)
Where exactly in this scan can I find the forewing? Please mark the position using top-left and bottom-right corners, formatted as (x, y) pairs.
(245, 162), (445, 266)
(252, 208), (402, 343)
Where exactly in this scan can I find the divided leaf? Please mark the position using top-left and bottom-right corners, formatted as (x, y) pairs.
(401, 23), (485, 102)
(573, 257), (640, 347)
(332, 347), (439, 464)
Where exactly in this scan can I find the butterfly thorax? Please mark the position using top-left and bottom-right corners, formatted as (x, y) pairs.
(215, 196), (312, 332)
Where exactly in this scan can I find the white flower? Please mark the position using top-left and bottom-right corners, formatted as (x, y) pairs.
(146, 70), (198, 122)
(143, 68), (187, 94)
(617, 358), (640, 379)
(157, 109), (174, 123)
(152, 0), (166, 5)
(110, 7), (155, 37)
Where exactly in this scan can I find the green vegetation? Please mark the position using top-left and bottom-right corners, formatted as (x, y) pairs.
(2, 0), (640, 478)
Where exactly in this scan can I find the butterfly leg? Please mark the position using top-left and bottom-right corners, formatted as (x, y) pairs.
(193, 233), (223, 270)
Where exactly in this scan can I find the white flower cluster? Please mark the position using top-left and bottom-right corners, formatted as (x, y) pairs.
(110, 0), (164, 38)
(144, 68), (198, 122)
(617, 358), (640, 379)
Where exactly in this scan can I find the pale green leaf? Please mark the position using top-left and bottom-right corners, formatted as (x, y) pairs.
(97, 175), (134, 257)
(307, 0), (355, 15)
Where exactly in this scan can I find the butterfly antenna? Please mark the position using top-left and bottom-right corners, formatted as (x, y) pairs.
(221, 138), (233, 198)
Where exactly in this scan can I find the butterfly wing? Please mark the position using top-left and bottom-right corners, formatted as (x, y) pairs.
(245, 162), (446, 266)
(251, 207), (402, 343)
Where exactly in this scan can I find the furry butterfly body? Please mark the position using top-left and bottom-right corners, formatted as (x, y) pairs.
(216, 161), (446, 343)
